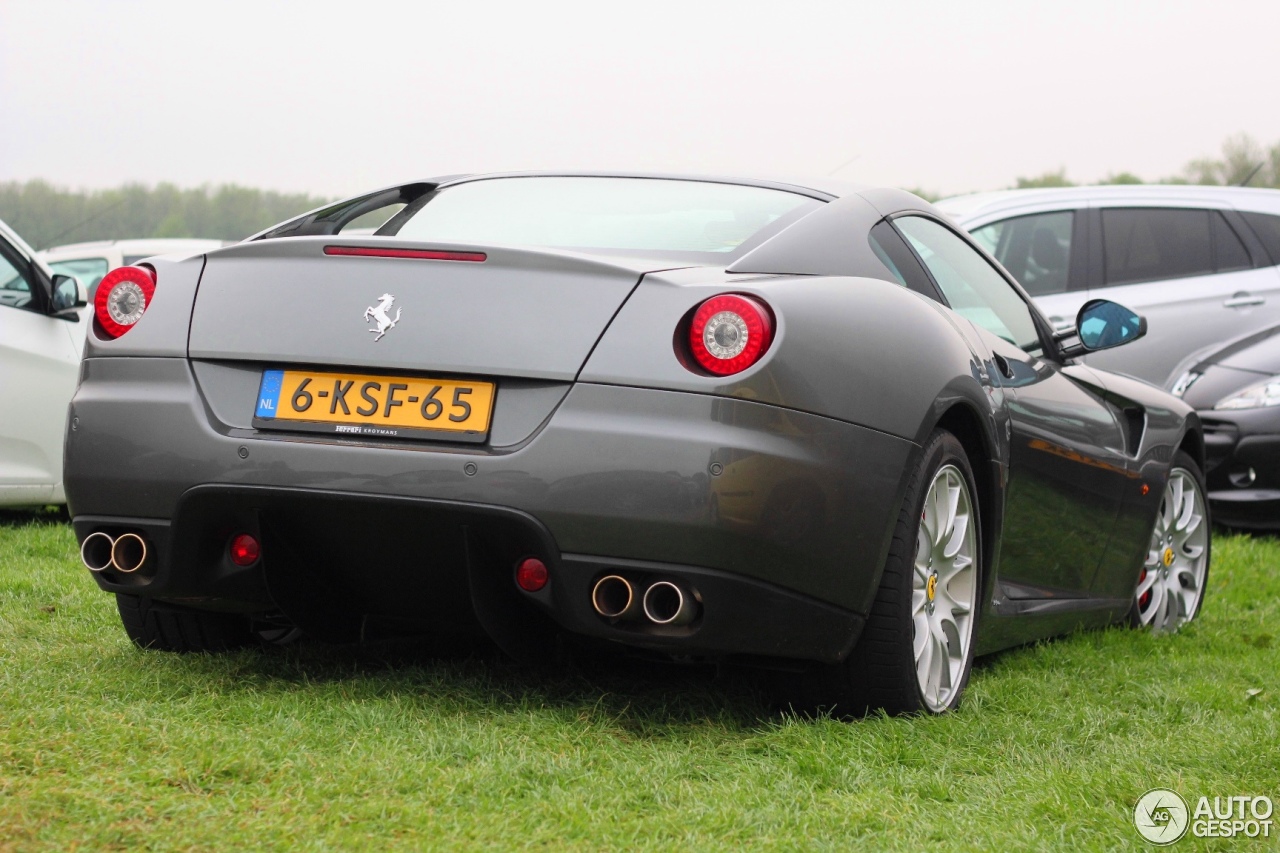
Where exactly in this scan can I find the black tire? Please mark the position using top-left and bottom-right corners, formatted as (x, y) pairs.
(1128, 449), (1211, 630)
(115, 594), (257, 653)
(805, 429), (982, 717)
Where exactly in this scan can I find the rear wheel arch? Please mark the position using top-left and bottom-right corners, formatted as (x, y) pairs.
(800, 427), (985, 715)
(932, 402), (1000, 591)
(848, 397), (1001, 641)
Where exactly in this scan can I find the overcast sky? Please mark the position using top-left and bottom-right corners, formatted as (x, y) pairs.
(3, 0), (1278, 199)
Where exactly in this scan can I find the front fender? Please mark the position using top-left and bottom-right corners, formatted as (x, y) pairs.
(1082, 367), (1198, 469)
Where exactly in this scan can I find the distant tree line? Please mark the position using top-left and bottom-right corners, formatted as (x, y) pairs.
(0, 181), (331, 250)
(906, 134), (1280, 201)
(1012, 133), (1280, 191)
(3, 134), (1278, 246)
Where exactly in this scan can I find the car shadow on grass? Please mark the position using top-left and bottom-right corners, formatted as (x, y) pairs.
(0, 506), (69, 527)
(124, 629), (782, 732)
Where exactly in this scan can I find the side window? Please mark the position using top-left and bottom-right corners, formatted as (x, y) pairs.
(1239, 212), (1280, 266)
(970, 210), (1074, 297)
(1101, 208), (1213, 285)
(894, 215), (1043, 355)
(1211, 212), (1252, 272)
(48, 258), (110, 298)
(868, 220), (938, 299)
(344, 203), (406, 235)
(0, 246), (38, 312)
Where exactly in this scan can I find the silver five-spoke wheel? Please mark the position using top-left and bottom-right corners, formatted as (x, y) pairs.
(913, 463), (978, 712)
(1136, 466), (1209, 631)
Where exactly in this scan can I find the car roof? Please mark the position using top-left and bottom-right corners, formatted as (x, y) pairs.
(39, 238), (228, 259)
(937, 184), (1280, 222)
(246, 171), (928, 244)
(422, 170), (873, 201)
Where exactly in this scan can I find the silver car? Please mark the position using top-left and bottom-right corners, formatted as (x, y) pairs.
(939, 186), (1280, 386)
(0, 219), (87, 506)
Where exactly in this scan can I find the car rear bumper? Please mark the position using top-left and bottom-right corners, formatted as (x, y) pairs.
(66, 357), (913, 662)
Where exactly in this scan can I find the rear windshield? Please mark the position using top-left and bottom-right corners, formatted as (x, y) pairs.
(386, 177), (822, 258)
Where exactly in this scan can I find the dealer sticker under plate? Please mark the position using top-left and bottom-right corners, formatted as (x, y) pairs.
(253, 368), (495, 443)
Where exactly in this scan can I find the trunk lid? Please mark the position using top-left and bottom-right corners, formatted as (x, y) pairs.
(188, 238), (672, 380)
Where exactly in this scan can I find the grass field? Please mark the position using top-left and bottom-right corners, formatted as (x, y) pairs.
(1, 513), (1277, 851)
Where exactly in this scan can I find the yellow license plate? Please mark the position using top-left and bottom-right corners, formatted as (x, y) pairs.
(253, 369), (494, 442)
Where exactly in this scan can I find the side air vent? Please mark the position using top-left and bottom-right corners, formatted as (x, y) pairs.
(1120, 406), (1145, 457)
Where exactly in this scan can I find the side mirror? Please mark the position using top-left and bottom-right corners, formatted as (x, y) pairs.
(51, 273), (87, 313)
(1075, 299), (1147, 352)
(50, 273), (88, 320)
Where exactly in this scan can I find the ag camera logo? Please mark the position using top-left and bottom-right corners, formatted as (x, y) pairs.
(1134, 789), (1190, 845)
(1133, 789), (1275, 843)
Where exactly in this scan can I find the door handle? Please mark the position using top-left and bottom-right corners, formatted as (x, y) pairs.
(1048, 315), (1075, 334)
(1224, 293), (1265, 308)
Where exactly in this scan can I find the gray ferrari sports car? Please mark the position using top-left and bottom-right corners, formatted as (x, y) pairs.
(65, 173), (1210, 715)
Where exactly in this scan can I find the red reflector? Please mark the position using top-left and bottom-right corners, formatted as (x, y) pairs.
(94, 265), (156, 339)
(515, 557), (549, 592)
(229, 533), (261, 567)
(687, 293), (774, 376)
(324, 246), (487, 262)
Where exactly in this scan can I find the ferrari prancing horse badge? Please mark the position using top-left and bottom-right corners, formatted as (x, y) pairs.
(364, 293), (401, 342)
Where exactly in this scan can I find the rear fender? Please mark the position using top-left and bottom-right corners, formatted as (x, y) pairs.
(82, 254), (206, 359)
(921, 396), (1010, 629)
(581, 271), (993, 441)
(582, 271), (1005, 617)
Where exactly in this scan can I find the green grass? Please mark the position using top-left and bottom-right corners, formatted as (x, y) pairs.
(1, 512), (1277, 851)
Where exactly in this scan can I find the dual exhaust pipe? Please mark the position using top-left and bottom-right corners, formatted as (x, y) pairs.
(80, 531), (149, 574)
(591, 575), (698, 627)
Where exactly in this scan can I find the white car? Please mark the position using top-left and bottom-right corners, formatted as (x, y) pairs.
(2, 231), (225, 507)
(39, 238), (227, 300)
(0, 219), (88, 507)
(938, 185), (1280, 386)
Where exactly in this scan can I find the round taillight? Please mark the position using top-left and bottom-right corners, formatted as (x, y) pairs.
(687, 293), (774, 376)
(229, 533), (261, 567)
(94, 265), (156, 339)
(515, 557), (549, 592)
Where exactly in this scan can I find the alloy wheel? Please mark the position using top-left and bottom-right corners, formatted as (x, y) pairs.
(1136, 468), (1208, 631)
(913, 464), (978, 712)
